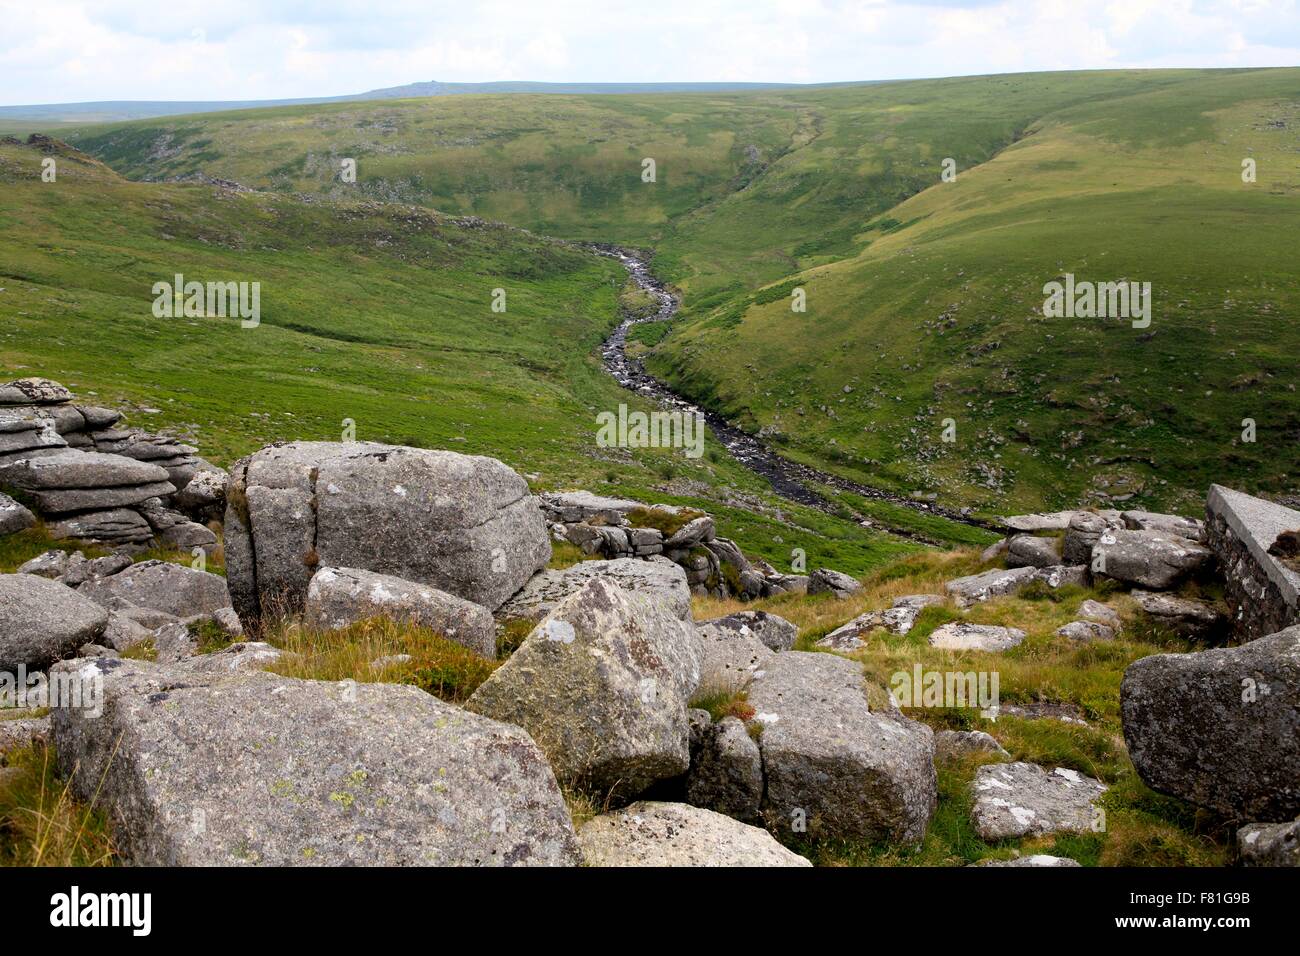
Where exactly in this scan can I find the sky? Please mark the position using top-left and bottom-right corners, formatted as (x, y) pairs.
(1, 0), (1297, 105)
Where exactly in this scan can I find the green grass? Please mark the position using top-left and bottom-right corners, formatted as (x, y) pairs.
(0, 743), (118, 867)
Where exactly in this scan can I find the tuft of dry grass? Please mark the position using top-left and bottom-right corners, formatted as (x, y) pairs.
(262, 615), (500, 705)
(0, 743), (118, 867)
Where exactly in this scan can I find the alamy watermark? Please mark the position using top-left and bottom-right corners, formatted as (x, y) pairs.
(890, 663), (1000, 717)
(1, 663), (103, 718)
(151, 273), (260, 328)
(596, 403), (704, 459)
(1042, 273), (1150, 328)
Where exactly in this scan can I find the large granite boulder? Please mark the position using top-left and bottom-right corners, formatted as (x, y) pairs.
(1205, 485), (1300, 640)
(1091, 529), (1212, 589)
(686, 715), (764, 823)
(47, 508), (153, 548)
(0, 377), (72, 405)
(1006, 534), (1063, 569)
(78, 560), (231, 619)
(1121, 626), (1300, 821)
(225, 442), (550, 618)
(304, 567), (496, 657)
(945, 566), (1037, 608)
(704, 610), (798, 652)
(467, 578), (702, 800)
(970, 762), (1107, 841)
(577, 802), (810, 867)
(0, 573), (109, 671)
(498, 557), (691, 623)
(51, 656), (580, 865)
(1130, 589), (1228, 642)
(747, 651), (936, 845)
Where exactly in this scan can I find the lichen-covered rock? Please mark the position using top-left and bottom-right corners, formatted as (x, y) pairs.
(305, 567), (496, 658)
(498, 557), (691, 623)
(78, 560), (232, 619)
(945, 566), (1038, 608)
(686, 716), (764, 823)
(1121, 626), (1300, 820)
(577, 802), (810, 867)
(1130, 589), (1227, 641)
(747, 651), (936, 845)
(50, 656), (580, 866)
(705, 610), (797, 653)
(1055, 620), (1115, 642)
(1079, 599), (1121, 629)
(934, 730), (1009, 762)
(695, 620), (773, 695)
(467, 578), (702, 800)
(0, 573), (109, 671)
(1122, 509), (1204, 541)
(817, 595), (941, 650)
(1238, 820), (1300, 867)
(970, 762), (1106, 841)
(1006, 534), (1063, 569)
(973, 854), (1082, 867)
(225, 442), (550, 619)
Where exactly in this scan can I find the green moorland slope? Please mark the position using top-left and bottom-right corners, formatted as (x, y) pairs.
(0, 136), (941, 572)
(62, 69), (1300, 515)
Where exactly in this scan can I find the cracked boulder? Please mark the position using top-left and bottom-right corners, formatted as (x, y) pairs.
(1092, 529), (1213, 590)
(747, 651), (936, 845)
(50, 656), (580, 865)
(929, 622), (1026, 652)
(498, 557), (691, 624)
(225, 442), (550, 619)
(467, 578), (702, 801)
(970, 762), (1107, 841)
(0, 573), (109, 671)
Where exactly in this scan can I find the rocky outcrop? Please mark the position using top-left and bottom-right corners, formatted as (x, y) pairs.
(817, 595), (942, 650)
(1006, 534), (1063, 569)
(934, 730), (1009, 761)
(0, 574), (109, 671)
(467, 579), (702, 800)
(1205, 485), (1300, 641)
(52, 655), (581, 866)
(970, 762), (1106, 841)
(577, 802), (810, 867)
(498, 557), (691, 623)
(1122, 509), (1204, 541)
(1121, 626), (1300, 821)
(747, 651), (936, 845)
(225, 442), (550, 618)
(945, 565), (1084, 608)
(304, 567), (496, 658)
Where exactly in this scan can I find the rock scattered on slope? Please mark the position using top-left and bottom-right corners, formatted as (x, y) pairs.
(817, 594), (943, 650)
(497, 557), (691, 624)
(970, 762), (1106, 841)
(934, 730), (1009, 761)
(807, 567), (862, 599)
(929, 622), (1026, 652)
(0, 573), (109, 671)
(1129, 589), (1227, 641)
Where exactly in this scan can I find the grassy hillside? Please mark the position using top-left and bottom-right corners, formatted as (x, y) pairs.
(52, 68), (1300, 513)
(0, 136), (946, 573)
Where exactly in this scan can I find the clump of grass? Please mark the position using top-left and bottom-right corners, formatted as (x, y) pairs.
(625, 506), (704, 538)
(191, 618), (236, 655)
(119, 639), (157, 662)
(263, 616), (500, 705)
(0, 743), (117, 867)
(690, 687), (755, 723)
(546, 540), (587, 570)
(496, 618), (536, 659)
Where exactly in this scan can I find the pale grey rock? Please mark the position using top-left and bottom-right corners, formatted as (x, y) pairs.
(47, 508), (153, 547)
(817, 596), (941, 650)
(102, 611), (154, 652)
(78, 560), (232, 619)
(1237, 820), (1300, 866)
(138, 499), (218, 553)
(1129, 589), (1227, 641)
(686, 716), (764, 823)
(929, 622), (1026, 652)
(970, 762), (1107, 841)
(152, 621), (197, 664)
(26, 480), (177, 513)
(1006, 534), (1063, 569)
(695, 620), (773, 695)
(999, 512), (1084, 532)
(0, 573), (109, 671)
(1121, 626), (1300, 820)
(226, 442), (550, 619)
(0, 715), (50, 753)
(210, 607), (244, 638)
(0, 377), (72, 405)
(1122, 509), (1205, 541)
(498, 557), (691, 623)
(747, 651), (936, 845)
(1035, 565), (1089, 590)
(58, 553), (132, 587)
(808, 567), (862, 599)
(945, 566), (1037, 608)
(0, 490), (35, 536)
(934, 730), (1009, 761)
(578, 801), (810, 867)
(170, 466), (227, 523)
(467, 578), (702, 800)
(1079, 599), (1121, 629)
(539, 490), (646, 524)
(974, 854), (1082, 867)
(1092, 529), (1213, 590)
(981, 538), (1010, 563)
(17, 549), (75, 579)
(304, 567), (495, 657)
(1056, 620), (1116, 642)
(51, 656), (580, 865)
(663, 515), (715, 548)
(0, 447), (169, 489)
(1062, 511), (1113, 565)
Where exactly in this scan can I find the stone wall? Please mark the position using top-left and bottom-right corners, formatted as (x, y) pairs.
(1205, 485), (1300, 641)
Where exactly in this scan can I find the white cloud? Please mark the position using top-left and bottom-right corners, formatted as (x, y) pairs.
(0, 0), (1295, 104)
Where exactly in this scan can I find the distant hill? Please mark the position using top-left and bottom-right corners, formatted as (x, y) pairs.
(0, 79), (843, 126)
